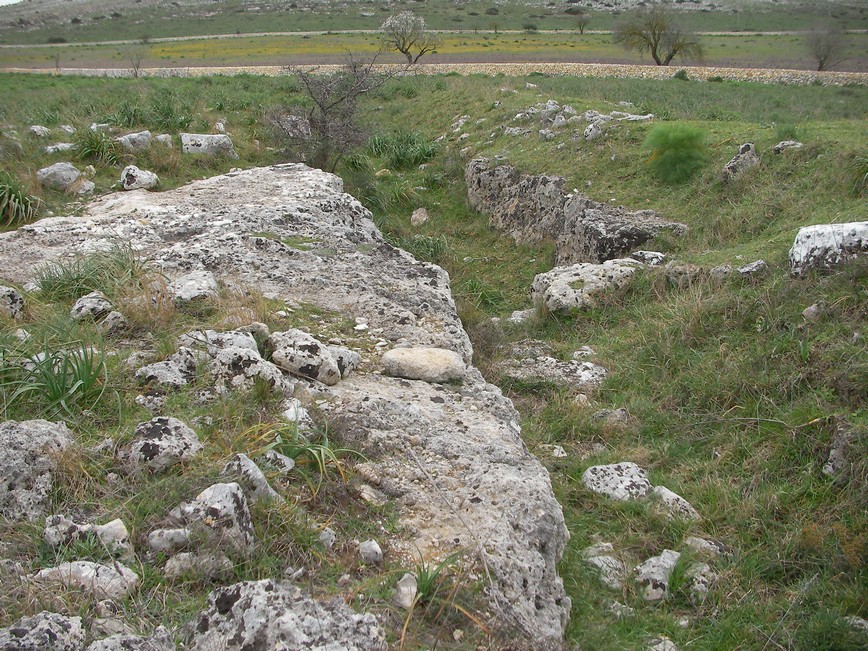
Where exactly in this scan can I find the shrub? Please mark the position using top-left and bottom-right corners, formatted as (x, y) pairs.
(1, 172), (40, 227)
(672, 69), (690, 81)
(75, 129), (121, 166)
(643, 123), (707, 184)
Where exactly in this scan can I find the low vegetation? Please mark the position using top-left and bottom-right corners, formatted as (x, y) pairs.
(0, 69), (866, 649)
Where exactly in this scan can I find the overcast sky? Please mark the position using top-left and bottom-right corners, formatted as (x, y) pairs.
(0, 0), (23, 6)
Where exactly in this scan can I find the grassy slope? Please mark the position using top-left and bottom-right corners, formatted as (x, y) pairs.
(1, 72), (866, 649)
(1, 0), (867, 44)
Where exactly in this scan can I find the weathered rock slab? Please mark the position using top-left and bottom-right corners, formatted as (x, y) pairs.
(180, 133), (238, 158)
(0, 611), (84, 651)
(532, 259), (643, 313)
(381, 346), (465, 383)
(123, 417), (203, 473)
(184, 579), (387, 651)
(35, 561), (140, 600)
(583, 462), (652, 501)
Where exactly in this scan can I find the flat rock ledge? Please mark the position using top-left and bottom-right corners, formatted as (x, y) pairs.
(0, 164), (570, 642)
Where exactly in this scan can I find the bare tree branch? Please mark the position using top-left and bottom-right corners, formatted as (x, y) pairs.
(380, 11), (439, 64)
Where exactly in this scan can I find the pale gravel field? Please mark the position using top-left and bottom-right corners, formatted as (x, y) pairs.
(3, 62), (866, 85)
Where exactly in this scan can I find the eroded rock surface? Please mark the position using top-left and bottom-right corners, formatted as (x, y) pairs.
(0, 419), (73, 521)
(0, 611), (83, 651)
(0, 163), (571, 642)
(466, 158), (685, 264)
(789, 221), (868, 274)
(184, 579), (387, 651)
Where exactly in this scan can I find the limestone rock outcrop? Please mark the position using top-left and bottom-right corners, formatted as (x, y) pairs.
(466, 158), (686, 264)
(789, 221), (868, 274)
(0, 163), (572, 642)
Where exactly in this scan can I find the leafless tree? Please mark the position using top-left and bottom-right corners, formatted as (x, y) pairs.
(614, 2), (703, 66)
(124, 46), (145, 78)
(380, 11), (439, 64)
(271, 53), (401, 172)
(805, 24), (848, 71)
(576, 12), (589, 35)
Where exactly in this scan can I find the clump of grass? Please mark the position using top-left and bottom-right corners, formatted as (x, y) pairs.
(150, 88), (192, 131)
(847, 154), (868, 197)
(2, 340), (108, 421)
(368, 132), (436, 171)
(35, 244), (151, 302)
(643, 123), (707, 184)
(1, 172), (40, 227)
(393, 234), (451, 263)
(75, 129), (122, 166)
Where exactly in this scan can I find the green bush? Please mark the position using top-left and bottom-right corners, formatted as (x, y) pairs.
(673, 69), (690, 81)
(643, 123), (707, 184)
(1, 172), (40, 227)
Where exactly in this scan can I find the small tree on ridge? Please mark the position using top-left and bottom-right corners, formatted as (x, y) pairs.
(380, 11), (439, 64)
(614, 2), (703, 66)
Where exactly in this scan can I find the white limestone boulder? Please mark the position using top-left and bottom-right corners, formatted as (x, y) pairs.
(0, 284), (25, 319)
(180, 133), (238, 159)
(634, 549), (681, 602)
(532, 259), (643, 313)
(381, 346), (465, 383)
(35, 561), (139, 600)
(37, 162), (81, 191)
(120, 165), (159, 191)
(583, 462), (653, 501)
(789, 221), (868, 274)
(123, 417), (203, 473)
(115, 130), (151, 151)
(270, 329), (342, 385)
(169, 482), (255, 554)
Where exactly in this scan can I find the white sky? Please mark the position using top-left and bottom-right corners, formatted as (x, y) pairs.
(0, 0), (23, 6)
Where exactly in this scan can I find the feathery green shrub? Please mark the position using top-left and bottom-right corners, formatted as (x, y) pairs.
(643, 123), (707, 184)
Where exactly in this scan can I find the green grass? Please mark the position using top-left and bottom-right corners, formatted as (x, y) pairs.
(0, 70), (865, 648)
(2, 31), (868, 71)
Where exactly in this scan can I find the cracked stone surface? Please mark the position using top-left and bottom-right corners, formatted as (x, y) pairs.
(0, 164), (571, 642)
(35, 561), (140, 600)
(0, 611), (84, 651)
(183, 579), (387, 651)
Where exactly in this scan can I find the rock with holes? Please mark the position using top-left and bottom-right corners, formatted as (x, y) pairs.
(211, 346), (289, 393)
(0, 611), (84, 651)
(123, 417), (203, 473)
(789, 222), (868, 275)
(169, 270), (219, 302)
(532, 259), (643, 313)
(721, 142), (760, 181)
(328, 345), (362, 379)
(37, 162), (81, 191)
(0, 164), (571, 642)
(270, 329), (341, 385)
(120, 165), (158, 191)
(652, 486), (701, 521)
(44, 515), (132, 558)
(115, 131), (151, 152)
(381, 347), (465, 383)
(35, 561), (139, 600)
(169, 482), (255, 554)
(135, 347), (198, 389)
(634, 550), (680, 602)
(69, 291), (113, 321)
(1, 420), (73, 521)
(180, 133), (238, 159)
(583, 462), (652, 501)
(0, 285), (25, 319)
(183, 579), (387, 651)
(222, 453), (281, 504)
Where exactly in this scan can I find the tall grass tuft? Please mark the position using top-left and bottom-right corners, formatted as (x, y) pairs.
(368, 132), (437, 171)
(0, 172), (40, 227)
(75, 129), (122, 166)
(35, 244), (150, 302)
(643, 123), (707, 184)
